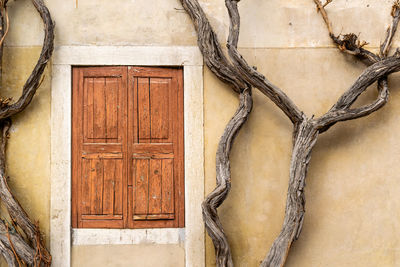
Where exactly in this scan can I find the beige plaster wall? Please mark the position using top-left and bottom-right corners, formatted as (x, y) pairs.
(3, 0), (400, 266)
(3, 0), (397, 48)
(71, 244), (185, 267)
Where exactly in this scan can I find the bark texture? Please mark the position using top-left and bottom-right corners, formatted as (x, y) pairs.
(0, 0), (54, 266)
(202, 89), (252, 267)
(261, 120), (318, 267)
(180, 0), (400, 266)
(180, 0), (254, 263)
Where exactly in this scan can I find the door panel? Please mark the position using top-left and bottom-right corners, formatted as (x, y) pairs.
(131, 157), (175, 221)
(149, 78), (171, 141)
(72, 67), (127, 228)
(128, 67), (184, 228)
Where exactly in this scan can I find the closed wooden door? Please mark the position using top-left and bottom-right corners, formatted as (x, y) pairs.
(72, 66), (184, 229)
(127, 67), (184, 228)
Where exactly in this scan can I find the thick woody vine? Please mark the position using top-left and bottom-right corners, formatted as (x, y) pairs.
(0, 0), (54, 266)
(179, 0), (400, 266)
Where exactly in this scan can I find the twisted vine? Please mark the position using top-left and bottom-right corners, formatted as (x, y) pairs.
(180, 0), (400, 266)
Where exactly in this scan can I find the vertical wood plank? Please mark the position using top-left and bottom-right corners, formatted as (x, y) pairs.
(130, 75), (138, 144)
(175, 69), (185, 227)
(86, 78), (94, 140)
(149, 159), (162, 214)
(150, 78), (170, 140)
(134, 159), (149, 215)
(114, 159), (123, 215)
(93, 78), (106, 141)
(72, 67), (81, 227)
(90, 159), (103, 214)
(105, 78), (118, 142)
(138, 78), (150, 142)
(81, 159), (91, 214)
(102, 159), (115, 215)
(128, 159), (135, 187)
(161, 158), (174, 214)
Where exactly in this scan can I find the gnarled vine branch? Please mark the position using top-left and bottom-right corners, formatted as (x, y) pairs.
(180, 0), (400, 266)
(0, 0), (54, 266)
(180, 0), (254, 265)
(202, 89), (252, 267)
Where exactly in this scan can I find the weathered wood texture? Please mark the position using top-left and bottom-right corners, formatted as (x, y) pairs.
(202, 89), (252, 267)
(179, 0), (255, 264)
(127, 67), (184, 229)
(0, 0), (54, 266)
(180, 0), (400, 266)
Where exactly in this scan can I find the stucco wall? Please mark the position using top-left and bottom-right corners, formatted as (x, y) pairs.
(2, 0), (400, 266)
(71, 244), (185, 267)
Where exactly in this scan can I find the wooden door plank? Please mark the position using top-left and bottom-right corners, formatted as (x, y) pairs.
(128, 159), (135, 187)
(82, 144), (122, 154)
(102, 159), (115, 215)
(105, 78), (118, 142)
(130, 73), (138, 145)
(81, 215), (123, 220)
(133, 214), (174, 220)
(72, 67), (81, 228)
(148, 159), (162, 214)
(129, 67), (178, 78)
(114, 159), (123, 215)
(93, 78), (106, 142)
(150, 78), (170, 141)
(161, 158), (174, 214)
(134, 159), (149, 215)
(86, 78), (94, 140)
(174, 69), (185, 227)
(81, 159), (91, 215)
(82, 153), (122, 159)
(137, 78), (150, 143)
(90, 158), (103, 214)
(120, 67), (128, 227)
(131, 144), (173, 154)
(131, 153), (174, 159)
(80, 219), (123, 229)
(81, 67), (124, 78)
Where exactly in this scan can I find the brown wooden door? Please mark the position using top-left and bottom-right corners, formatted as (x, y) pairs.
(72, 67), (128, 228)
(72, 66), (184, 229)
(127, 67), (184, 228)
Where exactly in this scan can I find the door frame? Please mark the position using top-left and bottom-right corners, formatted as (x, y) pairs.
(50, 46), (204, 267)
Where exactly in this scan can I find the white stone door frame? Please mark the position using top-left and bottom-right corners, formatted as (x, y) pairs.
(50, 46), (204, 267)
